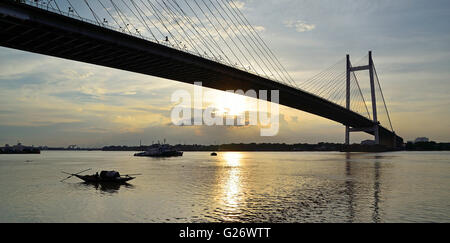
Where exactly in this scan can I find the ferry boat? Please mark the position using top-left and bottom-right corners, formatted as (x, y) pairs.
(134, 144), (183, 157)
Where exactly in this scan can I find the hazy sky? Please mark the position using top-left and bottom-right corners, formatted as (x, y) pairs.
(1, 0), (449, 147)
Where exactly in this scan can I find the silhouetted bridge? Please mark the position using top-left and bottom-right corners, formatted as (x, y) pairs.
(0, 0), (403, 148)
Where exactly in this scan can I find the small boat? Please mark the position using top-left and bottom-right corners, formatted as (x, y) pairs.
(134, 144), (183, 157)
(211, 152), (218, 156)
(73, 173), (135, 183)
(61, 169), (138, 184)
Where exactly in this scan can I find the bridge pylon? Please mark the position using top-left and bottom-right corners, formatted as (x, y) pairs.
(345, 51), (380, 145)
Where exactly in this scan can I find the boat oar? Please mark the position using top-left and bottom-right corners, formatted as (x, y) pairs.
(60, 168), (92, 182)
(123, 174), (142, 177)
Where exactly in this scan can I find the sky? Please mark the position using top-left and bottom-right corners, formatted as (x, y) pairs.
(1, 0), (450, 147)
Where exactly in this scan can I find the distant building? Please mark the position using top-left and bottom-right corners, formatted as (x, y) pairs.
(0, 143), (40, 154)
(361, 140), (376, 145)
(13, 143), (24, 152)
(414, 137), (430, 143)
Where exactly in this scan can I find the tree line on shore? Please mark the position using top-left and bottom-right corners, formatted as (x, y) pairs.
(101, 142), (450, 152)
(37, 141), (450, 152)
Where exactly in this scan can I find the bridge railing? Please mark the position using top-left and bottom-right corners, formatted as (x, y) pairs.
(21, 0), (299, 90)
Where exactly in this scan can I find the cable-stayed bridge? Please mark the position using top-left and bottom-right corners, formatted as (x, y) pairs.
(0, 0), (403, 148)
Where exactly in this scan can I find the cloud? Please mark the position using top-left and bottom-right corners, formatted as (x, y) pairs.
(231, 1), (245, 10)
(284, 20), (316, 32)
(2, 0), (450, 145)
(254, 25), (266, 32)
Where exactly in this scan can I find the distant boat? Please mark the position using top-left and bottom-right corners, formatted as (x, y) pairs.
(211, 152), (218, 156)
(134, 144), (183, 157)
(62, 170), (138, 184)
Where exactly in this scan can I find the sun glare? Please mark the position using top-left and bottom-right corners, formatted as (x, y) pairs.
(213, 93), (248, 117)
(223, 152), (243, 167)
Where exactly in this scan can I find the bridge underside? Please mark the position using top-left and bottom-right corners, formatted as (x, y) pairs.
(0, 1), (403, 148)
(379, 128), (403, 148)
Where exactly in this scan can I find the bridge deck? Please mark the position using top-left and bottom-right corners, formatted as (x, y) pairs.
(0, 1), (403, 146)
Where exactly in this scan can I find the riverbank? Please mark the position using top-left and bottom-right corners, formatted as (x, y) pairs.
(34, 142), (450, 152)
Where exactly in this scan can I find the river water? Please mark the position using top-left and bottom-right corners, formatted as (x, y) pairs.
(0, 151), (448, 223)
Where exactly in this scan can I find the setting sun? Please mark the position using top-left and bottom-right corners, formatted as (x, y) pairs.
(212, 92), (249, 117)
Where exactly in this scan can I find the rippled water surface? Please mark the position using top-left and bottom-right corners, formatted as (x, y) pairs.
(0, 151), (449, 223)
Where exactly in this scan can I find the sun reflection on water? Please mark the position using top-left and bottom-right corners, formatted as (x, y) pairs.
(217, 152), (245, 222)
(223, 152), (242, 167)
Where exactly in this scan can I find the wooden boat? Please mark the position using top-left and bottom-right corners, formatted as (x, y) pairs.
(61, 169), (139, 184)
(73, 174), (135, 183)
(211, 152), (218, 156)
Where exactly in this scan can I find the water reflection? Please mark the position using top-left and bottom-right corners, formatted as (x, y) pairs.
(223, 152), (242, 167)
(345, 153), (355, 223)
(75, 182), (135, 194)
(344, 153), (383, 223)
(217, 152), (245, 222)
(1, 151), (448, 223)
(373, 161), (381, 223)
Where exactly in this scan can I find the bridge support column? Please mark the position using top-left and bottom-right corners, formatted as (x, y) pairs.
(345, 55), (351, 145)
(345, 127), (350, 145)
(374, 124), (380, 145)
(369, 51), (380, 145)
(345, 51), (382, 146)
